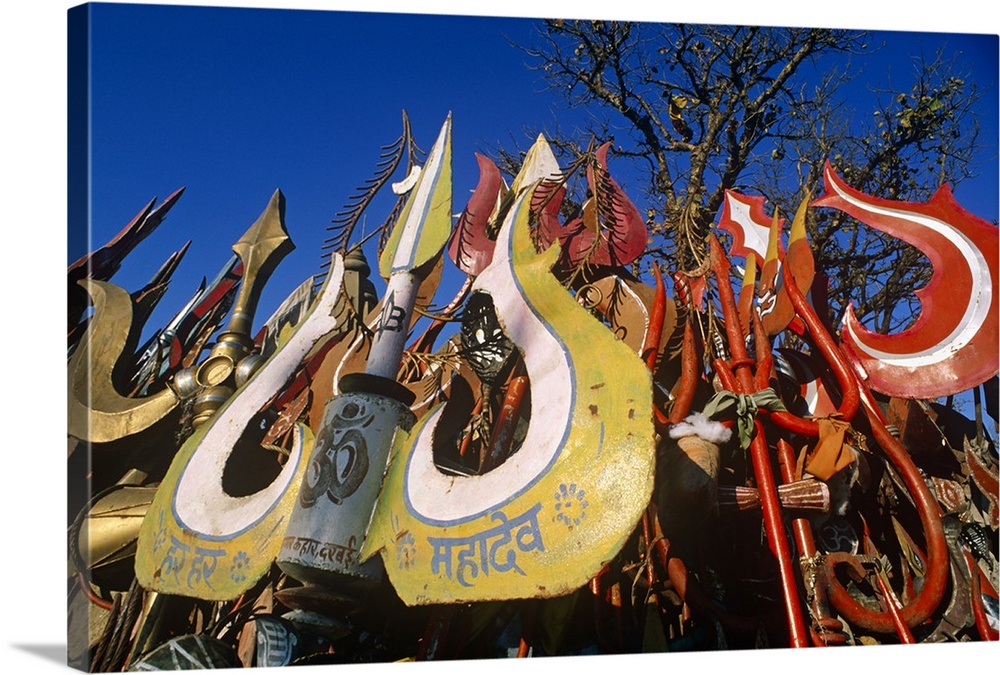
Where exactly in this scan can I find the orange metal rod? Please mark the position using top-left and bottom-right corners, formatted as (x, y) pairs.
(482, 361), (528, 472)
(873, 568), (917, 644)
(966, 551), (999, 641)
(712, 360), (810, 648)
(642, 262), (666, 372)
(774, 438), (845, 645)
(767, 254), (860, 436)
(709, 236), (809, 648)
(668, 318), (700, 424)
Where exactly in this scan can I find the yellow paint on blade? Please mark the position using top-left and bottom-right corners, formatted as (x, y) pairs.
(363, 183), (655, 605)
(135, 256), (350, 600)
(379, 115), (453, 278)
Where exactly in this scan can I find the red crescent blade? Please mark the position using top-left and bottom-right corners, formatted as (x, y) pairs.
(813, 161), (999, 398)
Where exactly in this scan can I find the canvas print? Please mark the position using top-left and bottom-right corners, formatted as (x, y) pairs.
(67, 2), (999, 670)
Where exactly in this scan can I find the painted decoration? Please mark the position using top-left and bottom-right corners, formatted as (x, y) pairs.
(718, 189), (785, 266)
(532, 142), (647, 270)
(736, 252), (758, 335)
(577, 272), (676, 359)
(447, 152), (504, 276)
(716, 191), (813, 337)
(277, 383), (415, 585)
(759, 195), (814, 337)
(369, 115), (452, 380)
(361, 183), (656, 604)
(127, 634), (240, 671)
(558, 143), (648, 269)
(378, 115), (453, 278)
(814, 161), (999, 397)
(134, 255), (351, 600)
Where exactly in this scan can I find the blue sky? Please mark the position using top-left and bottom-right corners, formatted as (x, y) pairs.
(75, 3), (999, 344)
(1, 2), (998, 673)
(79, 5), (592, 333)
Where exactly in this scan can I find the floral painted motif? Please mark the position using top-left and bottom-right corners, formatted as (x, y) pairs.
(230, 551), (250, 583)
(554, 483), (589, 529)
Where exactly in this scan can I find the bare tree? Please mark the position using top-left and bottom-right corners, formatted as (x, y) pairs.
(507, 20), (987, 331)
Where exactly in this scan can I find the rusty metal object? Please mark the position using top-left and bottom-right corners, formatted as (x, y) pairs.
(817, 406), (950, 634)
(717, 479), (830, 513)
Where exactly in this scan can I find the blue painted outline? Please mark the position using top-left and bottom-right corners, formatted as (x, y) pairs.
(402, 193), (576, 526)
(390, 135), (448, 274)
(170, 423), (306, 542)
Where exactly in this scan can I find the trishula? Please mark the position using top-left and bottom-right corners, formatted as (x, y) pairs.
(184, 189), (296, 424)
(277, 115), (454, 588)
(134, 192), (350, 602)
(703, 194), (954, 645)
(362, 134), (656, 606)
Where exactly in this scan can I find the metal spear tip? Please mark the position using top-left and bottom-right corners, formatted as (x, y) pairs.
(378, 115), (453, 279)
(232, 189), (296, 273)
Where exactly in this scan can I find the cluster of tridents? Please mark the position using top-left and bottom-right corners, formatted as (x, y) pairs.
(67, 114), (998, 670)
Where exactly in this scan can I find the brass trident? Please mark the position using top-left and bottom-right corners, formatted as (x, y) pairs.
(67, 189), (294, 442)
(186, 189), (294, 426)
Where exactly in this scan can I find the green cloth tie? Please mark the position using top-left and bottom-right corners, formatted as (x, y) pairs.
(701, 388), (787, 449)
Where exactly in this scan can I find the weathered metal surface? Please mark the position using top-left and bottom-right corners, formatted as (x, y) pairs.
(447, 152), (504, 276)
(77, 485), (157, 584)
(758, 196), (814, 337)
(277, 385), (416, 586)
(134, 255), (350, 600)
(362, 184), (655, 604)
(127, 634), (240, 671)
(578, 273), (677, 359)
(67, 279), (180, 443)
(189, 189), (296, 424)
(378, 115), (452, 279)
(553, 143), (647, 269)
(69, 111), (1000, 662)
(369, 115), (452, 380)
(718, 189), (784, 266)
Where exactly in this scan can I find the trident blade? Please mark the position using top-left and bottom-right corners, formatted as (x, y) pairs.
(226, 189), (296, 338)
(816, 162), (999, 397)
(368, 115), (453, 380)
(67, 280), (180, 443)
(378, 114), (452, 279)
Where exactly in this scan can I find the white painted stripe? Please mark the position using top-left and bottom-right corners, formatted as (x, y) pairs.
(403, 190), (573, 523)
(831, 169), (993, 368)
(173, 257), (346, 536)
(392, 118), (449, 272)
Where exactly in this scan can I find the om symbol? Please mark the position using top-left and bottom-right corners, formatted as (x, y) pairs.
(299, 398), (372, 507)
